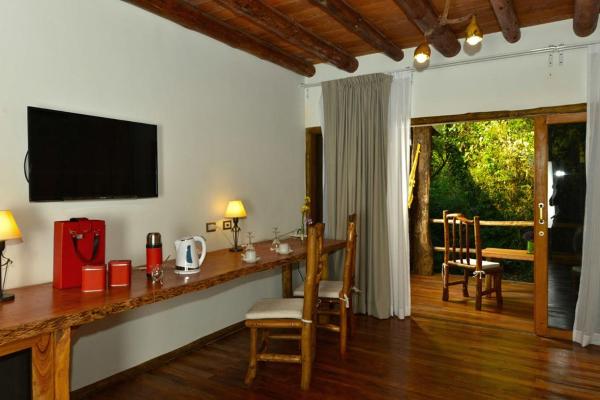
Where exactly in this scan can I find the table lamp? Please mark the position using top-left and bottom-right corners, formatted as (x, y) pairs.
(225, 200), (247, 252)
(0, 210), (22, 302)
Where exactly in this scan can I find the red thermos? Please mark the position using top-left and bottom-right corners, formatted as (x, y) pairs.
(146, 233), (163, 276)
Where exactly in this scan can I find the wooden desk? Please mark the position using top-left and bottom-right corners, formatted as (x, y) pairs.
(482, 248), (535, 262)
(0, 238), (345, 399)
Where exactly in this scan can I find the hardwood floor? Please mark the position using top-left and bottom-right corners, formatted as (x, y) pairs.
(83, 275), (600, 400)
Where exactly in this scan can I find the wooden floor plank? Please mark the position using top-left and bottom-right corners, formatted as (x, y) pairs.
(82, 275), (600, 399)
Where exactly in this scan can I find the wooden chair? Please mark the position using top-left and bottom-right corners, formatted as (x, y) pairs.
(244, 223), (324, 390)
(442, 210), (503, 311)
(293, 214), (357, 355)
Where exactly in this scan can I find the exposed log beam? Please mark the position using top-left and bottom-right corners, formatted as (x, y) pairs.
(489, 0), (521, 43)
(574, 0), (600, 37)
(213, 0), (358, 72)
(123, 0), (316, 76)
(393, 0), (461, 57)
(308, 0), (404, 61)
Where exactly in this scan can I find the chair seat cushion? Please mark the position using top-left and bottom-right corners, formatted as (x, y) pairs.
(455, 259), (501, 271)
(293, 280), (343, 299)
(245, 298), (304, 320)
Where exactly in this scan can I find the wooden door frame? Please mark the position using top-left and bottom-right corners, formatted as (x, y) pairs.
(305, 127), (323, 224)
(534, 112), (586, 340)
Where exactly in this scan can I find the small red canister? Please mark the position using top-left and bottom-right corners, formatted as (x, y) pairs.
(82, 264), (106, 292)
(109, 260), (132, 287)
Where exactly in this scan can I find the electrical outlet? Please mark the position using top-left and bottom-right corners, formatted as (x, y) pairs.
(206, 222), (217, 233)
(223, 220), (232, 230)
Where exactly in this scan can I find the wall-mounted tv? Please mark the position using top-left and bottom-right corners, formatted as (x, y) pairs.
(27, 107), (158, 202)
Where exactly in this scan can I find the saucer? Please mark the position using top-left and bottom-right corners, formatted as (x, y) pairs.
(276, 249), (294, 255)
(242, 256), (261, 264)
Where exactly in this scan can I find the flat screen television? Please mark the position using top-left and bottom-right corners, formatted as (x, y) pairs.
(27, 107), (158, 202)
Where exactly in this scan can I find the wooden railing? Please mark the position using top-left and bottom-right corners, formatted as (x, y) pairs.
(430, 219), (533, 227)
(430, 219), (534, 254)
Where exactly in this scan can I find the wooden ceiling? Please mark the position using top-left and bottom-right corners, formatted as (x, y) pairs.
(125, 0), (600, 76)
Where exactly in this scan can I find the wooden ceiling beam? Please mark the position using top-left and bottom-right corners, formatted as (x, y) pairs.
(213, 0), (358, 72)
(123, 0), (316, 76)
(308, 0), (404, 61)
(574, 0), (600, 37)
(392, 0), (461, 57)
(489, 0), (521, 43)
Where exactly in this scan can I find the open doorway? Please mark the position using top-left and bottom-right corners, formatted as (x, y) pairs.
(410, 104), (587, 339)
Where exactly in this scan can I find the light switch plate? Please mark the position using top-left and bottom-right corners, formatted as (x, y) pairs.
(206, 222), (217, 233)
(223, 220), (232, 230)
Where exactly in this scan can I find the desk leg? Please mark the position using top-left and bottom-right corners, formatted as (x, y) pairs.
(282, 264), (293, 298)
(54, 328), (71, 400)
(32, 334), (53, 399)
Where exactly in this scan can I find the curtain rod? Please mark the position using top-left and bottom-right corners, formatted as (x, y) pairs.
(300, 41), (600, 89)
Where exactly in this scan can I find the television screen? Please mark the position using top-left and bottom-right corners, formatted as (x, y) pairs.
(27, 107), (158, 202)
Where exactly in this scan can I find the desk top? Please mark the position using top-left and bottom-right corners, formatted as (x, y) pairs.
(482, 248), (535, 262)
(0, 239), (346, 346)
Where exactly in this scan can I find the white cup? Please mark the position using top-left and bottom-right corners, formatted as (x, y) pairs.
(243, 249), (257, 262)
(278, 243), (290, 254)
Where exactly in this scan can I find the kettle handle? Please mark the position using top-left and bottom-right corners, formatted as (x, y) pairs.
(193, 236), (207, 266)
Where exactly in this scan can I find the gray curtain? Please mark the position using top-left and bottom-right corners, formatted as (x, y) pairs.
(322, 73), (392, 318)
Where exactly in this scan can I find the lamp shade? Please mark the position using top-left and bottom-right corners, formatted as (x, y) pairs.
(414, 42), (431, 64)
(0, 211), (22, 241)
(224, 200), (247, 218)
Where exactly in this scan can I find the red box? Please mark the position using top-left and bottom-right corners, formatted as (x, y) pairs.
(81, 264), (106, 293)
(109, 260), (131, 287)
(54, 218), (106, 289)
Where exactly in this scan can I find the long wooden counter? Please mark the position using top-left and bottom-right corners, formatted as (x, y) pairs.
(0, 238), (345, 345)
(0, 238), (346, 399)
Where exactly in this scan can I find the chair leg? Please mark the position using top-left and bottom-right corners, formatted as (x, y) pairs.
(300, 325), (313, 390)
(495, 273), (503, 307)
(442, 264), (449, 301)
(339, 299), (348, 356)
(245, 327), (258, 385)
(485, 275), (493, 298)
(259, 329), (269, 353)
(462, 269), (469, 297)
(475, 276), (483, 311)
(348, 296), (355, 337)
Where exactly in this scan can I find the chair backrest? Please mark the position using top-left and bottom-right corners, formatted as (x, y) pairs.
(341, 214), (357, 296)
(302, 223), (325, 322)
(442, 210), (483, 271)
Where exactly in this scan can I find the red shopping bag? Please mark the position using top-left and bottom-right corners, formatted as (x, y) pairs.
(53, 218), (106, 289)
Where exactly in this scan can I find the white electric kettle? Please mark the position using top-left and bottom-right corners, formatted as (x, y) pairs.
(174, 236), (207, 275)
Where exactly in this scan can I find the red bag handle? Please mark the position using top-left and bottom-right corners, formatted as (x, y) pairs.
(69, 218), (101, 263)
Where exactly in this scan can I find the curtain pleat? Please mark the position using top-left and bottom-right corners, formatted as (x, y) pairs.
(387, 71), (413, 319)
(573, 44), (600, 346)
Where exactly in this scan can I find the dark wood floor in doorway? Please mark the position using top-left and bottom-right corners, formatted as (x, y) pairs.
(83, 275), (600, 400)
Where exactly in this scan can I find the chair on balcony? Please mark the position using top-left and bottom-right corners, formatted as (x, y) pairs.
(244, 223), (324, 390)
(442, 210), (503, 310)
(293, 214), (357, 355)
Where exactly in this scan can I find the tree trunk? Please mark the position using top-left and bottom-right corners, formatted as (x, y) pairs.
(410, 126), (434, 275)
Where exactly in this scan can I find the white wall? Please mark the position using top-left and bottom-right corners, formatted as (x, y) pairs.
(305, 20), (600, 126)
(0, 1), (304, 390)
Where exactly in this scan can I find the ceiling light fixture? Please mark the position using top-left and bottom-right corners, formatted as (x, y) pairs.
(465, 15), (483, 46)
(414, 42), (431, 64)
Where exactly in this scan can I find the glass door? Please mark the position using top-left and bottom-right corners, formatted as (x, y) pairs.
(534, 113), (586, 339)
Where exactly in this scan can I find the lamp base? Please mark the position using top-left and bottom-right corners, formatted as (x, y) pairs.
(1, 292), (15, 302)
(229, 246), (243, 252)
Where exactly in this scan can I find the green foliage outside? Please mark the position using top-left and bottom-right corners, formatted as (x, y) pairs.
(429, 119), (535, 281)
